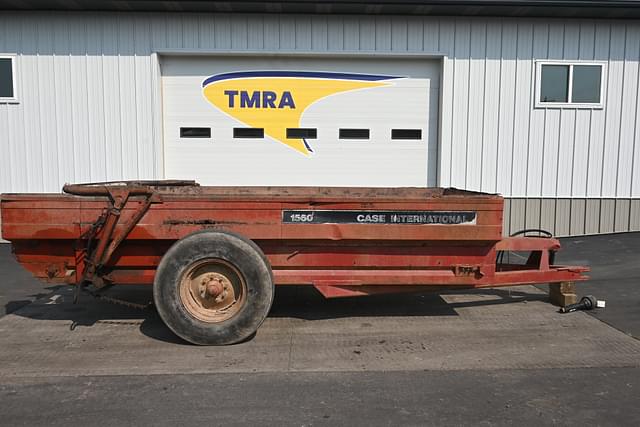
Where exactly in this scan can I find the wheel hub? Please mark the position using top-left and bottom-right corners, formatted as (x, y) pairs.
(179, 259), (246, 323)
(200, 274), (229, 301)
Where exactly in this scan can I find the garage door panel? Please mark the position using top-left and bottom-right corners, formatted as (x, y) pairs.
(165, 149), (428, 187)
(162, 56), (441, 83)
(161, 56), (439, 187)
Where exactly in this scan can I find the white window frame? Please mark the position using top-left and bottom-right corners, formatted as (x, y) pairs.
(0, 54), (18, 103)
(535, 60), (606, 109)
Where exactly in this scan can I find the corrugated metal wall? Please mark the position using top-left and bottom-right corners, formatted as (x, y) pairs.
(0, 13), (159, 193)
(0, 12), (639, 236)
(439, 19), (640, 201)
(503, 198), (640, 236)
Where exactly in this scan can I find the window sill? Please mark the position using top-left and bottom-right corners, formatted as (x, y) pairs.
(534, 102), (603, 110)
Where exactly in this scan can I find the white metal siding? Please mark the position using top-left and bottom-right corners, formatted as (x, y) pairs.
(0, 12), (639, 200)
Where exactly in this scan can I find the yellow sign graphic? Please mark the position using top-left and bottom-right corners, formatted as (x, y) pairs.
(202, 71), (399, 156)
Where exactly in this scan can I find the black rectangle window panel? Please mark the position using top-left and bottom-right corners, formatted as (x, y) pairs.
(286, 128), (317, 139)
(391, 129), (422, 140)
(540, 64), (569, 103)
(0, 58), (14, 99)
(234, 128), (264, 138)
(339, 129), (370, 140)
(180, 127), (211, 138)
(572, 65), (602, 103)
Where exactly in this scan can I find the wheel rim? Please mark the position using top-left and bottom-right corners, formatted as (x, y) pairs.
(178, 258), (247, 323)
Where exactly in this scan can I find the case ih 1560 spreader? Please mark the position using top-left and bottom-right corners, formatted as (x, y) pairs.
(1, 181), (588, 345)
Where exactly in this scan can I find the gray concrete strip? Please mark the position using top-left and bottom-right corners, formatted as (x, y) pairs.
(1, 285), (639, 378)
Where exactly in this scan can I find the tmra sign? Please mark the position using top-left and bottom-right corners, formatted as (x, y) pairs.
(202, 71), (401, 156)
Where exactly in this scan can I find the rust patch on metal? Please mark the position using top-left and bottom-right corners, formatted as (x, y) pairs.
(45, 264), (60, 279)
(163, 219), (248, 226)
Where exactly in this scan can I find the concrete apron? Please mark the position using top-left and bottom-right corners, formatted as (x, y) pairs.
(1, 285), (639, 378)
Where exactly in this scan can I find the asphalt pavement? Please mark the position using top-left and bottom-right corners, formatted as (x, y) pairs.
(0, 244), (60, 317)
(556, 232), (640, 339)
(1, 233), (640, 426)
(2, 368), (639, 426)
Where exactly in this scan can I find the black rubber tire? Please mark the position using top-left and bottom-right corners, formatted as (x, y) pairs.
(153, 230), (274, 345)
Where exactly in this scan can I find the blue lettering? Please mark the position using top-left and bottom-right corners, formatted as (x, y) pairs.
(262, 91), (277, 108)
(224, 90), (238, 107)
(240, 91), (261, 108)
(278, 91), (295, 109)
(226, 90), (296, 109)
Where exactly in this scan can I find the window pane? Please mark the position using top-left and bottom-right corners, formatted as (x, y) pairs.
(391, 129), (422, 140)
(540, 64), (569, 103)
(180, 127), (211, 138)
(339, 129), (370, 140)
(0, 58), (13, 98)
(233, 128), (264, 138)
(286, 128), (317, 139)
(572, 65), (601, 103)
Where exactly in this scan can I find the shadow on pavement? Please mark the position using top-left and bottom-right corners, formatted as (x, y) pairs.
(268, 285), (547, 320)
(5, 283), (548, 345)
(0, 243), (64, 317)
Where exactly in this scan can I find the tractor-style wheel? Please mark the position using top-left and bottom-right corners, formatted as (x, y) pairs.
(153, 230), (274, 345)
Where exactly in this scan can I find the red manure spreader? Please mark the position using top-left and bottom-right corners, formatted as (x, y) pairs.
(1, 181), (589, 345)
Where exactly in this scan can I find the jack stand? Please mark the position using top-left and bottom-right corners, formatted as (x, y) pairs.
(549, 281), (578, 307)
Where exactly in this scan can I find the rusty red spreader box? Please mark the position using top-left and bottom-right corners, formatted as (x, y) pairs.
(1, 181), (588, 345)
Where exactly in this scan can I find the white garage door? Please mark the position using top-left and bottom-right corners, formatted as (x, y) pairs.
(161, 56), (439, 187)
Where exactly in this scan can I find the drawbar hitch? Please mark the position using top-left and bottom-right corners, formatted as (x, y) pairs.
(63, 180), (197, 305)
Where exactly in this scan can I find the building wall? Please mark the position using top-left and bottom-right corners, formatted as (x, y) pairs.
(503, 198), (640, 236)
(0, 12), (639, 236)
